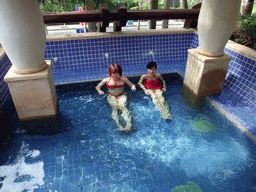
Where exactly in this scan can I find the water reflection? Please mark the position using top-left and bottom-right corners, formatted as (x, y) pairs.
(0, 142), (44, 191)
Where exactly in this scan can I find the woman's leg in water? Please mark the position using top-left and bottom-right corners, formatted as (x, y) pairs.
(107, 95), (124, 131)
(149, 89), (172, 119)
(118, 95), (132, 131)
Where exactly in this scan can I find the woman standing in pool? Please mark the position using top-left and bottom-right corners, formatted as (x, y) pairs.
(138, 61), (172, 119)
(96, 64), (136, 131)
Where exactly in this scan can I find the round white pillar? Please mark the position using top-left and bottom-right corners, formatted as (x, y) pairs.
(197, 0), (241, 57)
(0, 0), (47, 74)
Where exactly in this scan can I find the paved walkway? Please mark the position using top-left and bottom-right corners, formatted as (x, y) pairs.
(46, 20), (185, 35)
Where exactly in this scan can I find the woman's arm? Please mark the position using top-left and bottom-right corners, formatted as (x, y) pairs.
(138, 75), (147, 91)
(156, 74), (166, 91)
(122, 77), (136, 91)
(95, 78), (108, 95)
(138, 75), (151, 95)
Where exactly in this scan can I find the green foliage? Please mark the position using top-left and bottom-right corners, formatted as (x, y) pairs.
(64, 0), (79, 11)
(130, 1), (165, 10)
(142, 3), (149, 10)
(38, 0), (204, 12)
(231, 13), (256, 50)
(112, 0), (136, 10)
(39, 0), (65, 12)
(130, 6), (139, 10)
(186, 0), (202, 9)
(39, 0), (137, 12)
(158, 2), (164, 9)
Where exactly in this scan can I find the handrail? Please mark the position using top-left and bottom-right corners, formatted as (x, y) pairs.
(42, 4), (200, 32)
(42, 9), (200, 24)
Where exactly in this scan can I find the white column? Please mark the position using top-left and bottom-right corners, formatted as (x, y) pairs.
(197, 0), (241, 57)
(1, 1), (57, 120)
(183, 0), (241, 98)
(0, 0), (47, 74)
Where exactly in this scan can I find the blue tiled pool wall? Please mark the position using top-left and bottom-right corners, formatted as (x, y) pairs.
(211, 48), (256, 134)
(0, 54), (15, 143)
(44, 33), (194, 84)
(190, 33), (199, 49)
(0, 54), (11, 111)
(223, 48), (256, 106)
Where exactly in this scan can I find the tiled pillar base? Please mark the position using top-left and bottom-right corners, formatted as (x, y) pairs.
(184, 49), (232, 96)
(4, 60), (57, 121)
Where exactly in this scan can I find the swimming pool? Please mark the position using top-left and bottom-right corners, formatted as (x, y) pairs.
(0, 73), (256, 192)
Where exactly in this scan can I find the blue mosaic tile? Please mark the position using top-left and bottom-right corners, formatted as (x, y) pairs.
(208, 47), (256, 136)
(0, 54), (12, 110)
(45, 33), (194, 81)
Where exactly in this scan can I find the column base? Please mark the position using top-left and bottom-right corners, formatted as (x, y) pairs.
(13, 61), (48, 74)
(181, 84), (207, 109)
(183, 49), (232, 97)
(196, 48), (224, 57)
(4, 60), (57, 121)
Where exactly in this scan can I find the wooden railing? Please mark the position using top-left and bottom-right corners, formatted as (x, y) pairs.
(42, 4), (200, 32)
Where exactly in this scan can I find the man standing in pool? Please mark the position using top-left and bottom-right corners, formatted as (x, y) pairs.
(96, 64), (136, 131)
(138, 61), (173, 119)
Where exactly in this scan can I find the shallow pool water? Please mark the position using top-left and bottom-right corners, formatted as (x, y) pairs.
(1, 73), (256, 192)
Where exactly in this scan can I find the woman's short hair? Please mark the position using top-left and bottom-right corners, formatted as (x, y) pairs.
(108, 64), (122, 76)
(147, 61), (157, 69)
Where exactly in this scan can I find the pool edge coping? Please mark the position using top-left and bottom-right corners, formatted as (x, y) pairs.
(46, 28), (196, 41)
(207, 97), (256, 145)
